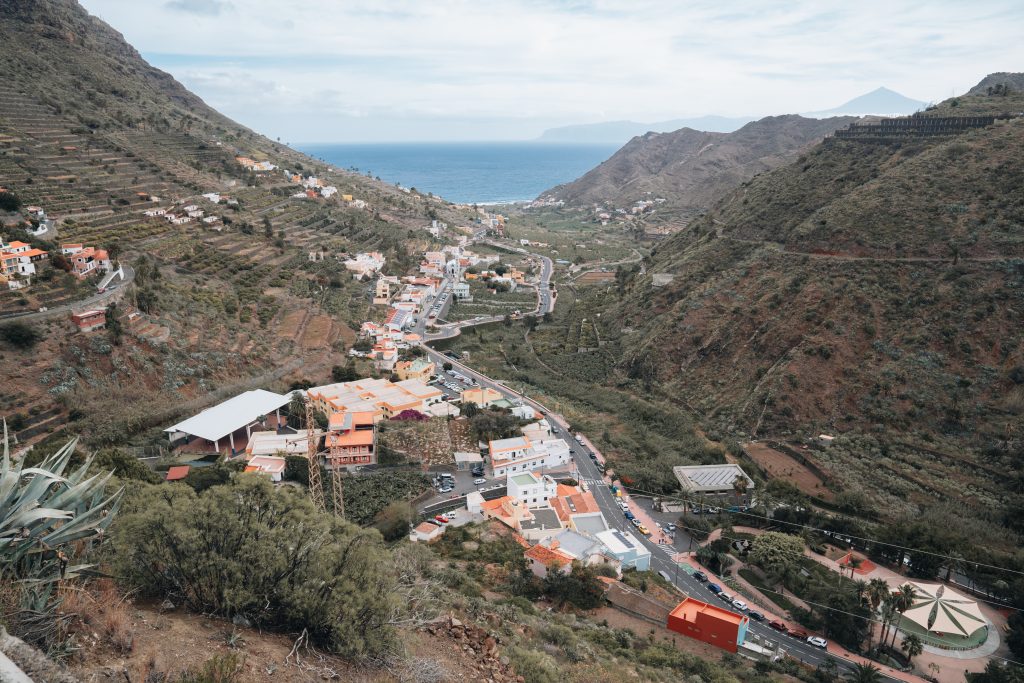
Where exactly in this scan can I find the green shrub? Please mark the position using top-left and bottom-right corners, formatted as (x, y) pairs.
(114, 475), (398, 660)
(0, 322), (42, 349)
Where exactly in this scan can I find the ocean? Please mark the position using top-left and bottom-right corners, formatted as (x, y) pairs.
(295, 142), (618, 205)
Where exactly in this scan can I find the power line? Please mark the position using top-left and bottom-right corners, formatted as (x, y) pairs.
(624, 484), (1024, 578)
(669, 521), (1024, 614)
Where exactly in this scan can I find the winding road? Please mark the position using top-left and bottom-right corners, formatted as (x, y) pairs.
(0, 264), (135, 322)
(419, 239), (908, 680)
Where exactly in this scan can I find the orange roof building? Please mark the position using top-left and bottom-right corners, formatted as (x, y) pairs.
(524, 542), (574, 578)
(326, 410), (376, 469)
(550, 489), (602, 527)
(667, 598), (749, 653)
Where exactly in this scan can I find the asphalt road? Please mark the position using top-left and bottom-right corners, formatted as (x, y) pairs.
(1, 264), (135, 322)
(418, 243), (893, 677)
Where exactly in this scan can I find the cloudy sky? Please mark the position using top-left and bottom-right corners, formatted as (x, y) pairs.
(79, 0), (1024, 143)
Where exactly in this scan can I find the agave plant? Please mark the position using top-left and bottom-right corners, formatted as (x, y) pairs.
(1, 420), (124, 583)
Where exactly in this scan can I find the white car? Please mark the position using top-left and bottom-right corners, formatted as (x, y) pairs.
(731, 599), (748, 611)
(807, 636), (828, 649)
(473, 478), (487, 485)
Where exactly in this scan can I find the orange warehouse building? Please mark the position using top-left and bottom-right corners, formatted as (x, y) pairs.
(667, 597), (749, 653)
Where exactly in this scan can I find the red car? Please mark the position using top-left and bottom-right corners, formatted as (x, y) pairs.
(787, 628), (809, 639)
(434, 515), (449, 524)
(768, 620), (787, 632)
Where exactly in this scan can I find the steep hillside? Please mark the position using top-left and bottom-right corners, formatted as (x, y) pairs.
(600, 83), (1024, 523)
(539, 115), (854, 220)
(0, 0), (465, 448)
(967, 72), (1024, 95)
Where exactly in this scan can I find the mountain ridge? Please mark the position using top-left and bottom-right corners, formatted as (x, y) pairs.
(539, 114), (855, 217)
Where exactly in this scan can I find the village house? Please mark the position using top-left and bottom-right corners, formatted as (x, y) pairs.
(524, 542), (574, 578)
(244, 455), (286, 482)
(343, 252), (386, 280)
(143, 208), (167, 217)
(410, 521), (445, 543)
(488, 434), (572, 478)
(507, 471), (557, 507)
(453, 281), (472, 301)
(394, 358), (435, 382)
(461, 386), (503, 408)
(0, 240), (48, 288)
(71, 309), (106, 333)
(246, 430), (310, 458)
(61, 244), (111, 278)
(326, 410), (376, 468)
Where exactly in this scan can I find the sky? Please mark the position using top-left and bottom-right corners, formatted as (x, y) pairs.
(78, 0), (1024, 143)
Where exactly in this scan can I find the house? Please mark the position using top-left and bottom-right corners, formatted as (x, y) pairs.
(524, 542), (574, 578)
(71, 309), (106, 332)
(182, 204), (200, 213)
(595, 529), (651, 571)
(144, 208), (167, 217)
(321, 186), (338, 198)
(410, 521), (445, 543)
(384, 307), (411, 332)
(462, 386), (503, 408)
(344, 252), (386, 279)
(511, 405), (536, 420)
(372, 339), (399, 371)
(201, 193), (221, 203)
(507, 471), (557, 508)
(667, 597), (749, 653)
(536, 530), (621, 577)
(453, 282), (472, 301)
(165, 465), (190, 482)
(518, 508), (565, 542)
(63, 245), (111, 279)
(245, 455), (286, 482)
(489, 435), (571, 478)
(374, 277), (397, 304)
(550, 488), (602, 527)
(672, 464), (755, 504)
(0, 241), (48, 288)
(479, 495), (533, 530)
(395, 358), (435, 382)
(326, 410), (376, 469)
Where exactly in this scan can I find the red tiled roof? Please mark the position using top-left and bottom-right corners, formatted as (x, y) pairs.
(525, 544), (573, 568)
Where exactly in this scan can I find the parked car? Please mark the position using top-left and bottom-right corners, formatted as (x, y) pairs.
(439, 486), (453, 493)
(658, 571), (672, 582)
(444, 511), (457, 520)
(473, 478), (487, 485)
(768, 620), (787, 631)
(693, 571), (708, 582)
(807, 636), (828, 649)
(434, 515), (448, 524)
(666, 523), (677, 533)
(748, 611), (765, 622)
(717, 593), (734, 603)
(707, 583), (722, 594)
(787, 628), (809, 639)
(624, 511), (635, 520)
(731, 599), (748, 611)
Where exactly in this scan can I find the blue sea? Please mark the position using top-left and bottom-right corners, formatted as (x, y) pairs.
(296, 142), (618, 205)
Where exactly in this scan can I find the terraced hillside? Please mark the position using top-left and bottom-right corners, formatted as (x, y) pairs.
(596, 82), (1024, 531)
(0, 0), (468, 448)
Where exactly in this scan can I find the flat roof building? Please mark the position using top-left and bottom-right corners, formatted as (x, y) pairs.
(667, 597), (749, 653)
(672, 464), (754, 501)
(164, 389), (293, 454)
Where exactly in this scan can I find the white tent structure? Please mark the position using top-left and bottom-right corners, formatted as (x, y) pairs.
(165, 389), (294, 452)
(900, 582), (988, 638)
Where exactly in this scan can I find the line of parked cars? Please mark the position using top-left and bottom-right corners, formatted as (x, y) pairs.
(699, 576), (828, 649)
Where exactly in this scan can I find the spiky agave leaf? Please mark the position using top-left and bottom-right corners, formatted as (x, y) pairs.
(1, 420), (123, 582)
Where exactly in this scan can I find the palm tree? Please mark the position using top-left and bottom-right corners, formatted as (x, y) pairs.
(902, 633), (924, 665)
(889, 584), (918, 649)
(879, 597), (898, 654)
(866, 578), (891, 652)
(944, 551), (965, 584)
(846, 662), (882, 683)
(853, 579), (869, 604)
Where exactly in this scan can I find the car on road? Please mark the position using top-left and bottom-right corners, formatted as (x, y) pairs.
(666, 523), (676, 533)
(624, 511), (635, 520)
(768, 620), (786, 631)
(731, 599), (748, 611)
(787, 628), (809, 639)
(717, 592), (734, 603)
(636, 525), (650, 535)
(473, 478), (487, 485)
(693, 571), (708, 582)
(706, 583), (722, 594)
(630, 518), (641, 527)
(806, 636), (828, 649)
(434, 515), (448, 524)
(748, 611), (765, 622)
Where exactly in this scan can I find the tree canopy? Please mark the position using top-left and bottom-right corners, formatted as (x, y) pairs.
(748, 531), (805, 577)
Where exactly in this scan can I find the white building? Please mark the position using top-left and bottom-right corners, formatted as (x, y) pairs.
(489, 435), (572, 478)
(507, 471), (557, 508)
